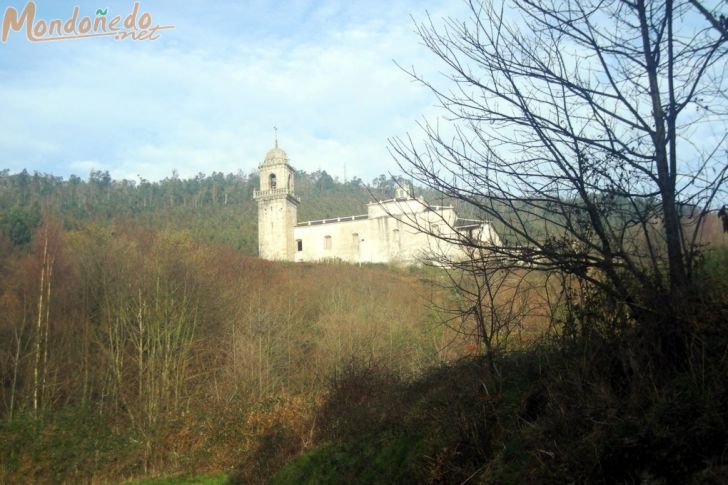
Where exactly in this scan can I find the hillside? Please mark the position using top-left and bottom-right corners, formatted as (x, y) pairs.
(1, 169), (726, 484)
(0, 217), (476, 482)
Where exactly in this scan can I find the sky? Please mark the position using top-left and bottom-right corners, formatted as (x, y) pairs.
(0, 0), (463, 183)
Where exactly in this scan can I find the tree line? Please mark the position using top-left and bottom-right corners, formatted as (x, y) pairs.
(0, 168), (406, 253)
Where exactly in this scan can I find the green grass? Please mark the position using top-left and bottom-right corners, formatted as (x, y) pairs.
(125, 472), (228, 484)
(270, 434), (428, 485)
(0, 408), (135, 483)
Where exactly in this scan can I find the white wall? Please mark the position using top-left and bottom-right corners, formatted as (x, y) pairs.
(292, 204), (500, 265)
(294, 218), (370, 263)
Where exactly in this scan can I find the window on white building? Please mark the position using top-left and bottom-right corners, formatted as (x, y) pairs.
(297, 239), (303, 251)
(352, 233), (360, 251)
(324, 235), (332, 250)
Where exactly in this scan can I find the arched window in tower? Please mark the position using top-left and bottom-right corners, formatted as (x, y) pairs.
(269, 173), (277, 190)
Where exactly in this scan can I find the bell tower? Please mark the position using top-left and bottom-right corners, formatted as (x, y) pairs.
(253, 141), (300, 260)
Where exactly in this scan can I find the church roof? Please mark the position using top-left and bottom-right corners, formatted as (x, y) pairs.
(260, 146), (289, 167)
(454, 218), (483, 228)
(297, 214), (369, 226)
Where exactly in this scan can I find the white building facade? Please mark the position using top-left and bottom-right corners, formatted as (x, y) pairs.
(253, 145), (500, 265)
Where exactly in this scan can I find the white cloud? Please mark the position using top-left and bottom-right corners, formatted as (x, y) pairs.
(0, 0), (460, 183)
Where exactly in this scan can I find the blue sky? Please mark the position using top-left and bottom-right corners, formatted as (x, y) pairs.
(0, 0), (461, 182)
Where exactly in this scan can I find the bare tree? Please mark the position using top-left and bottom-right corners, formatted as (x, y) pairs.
(391, 0), (728, 322)
(32, 219), (59, 416)
(425, 247), (535, 376)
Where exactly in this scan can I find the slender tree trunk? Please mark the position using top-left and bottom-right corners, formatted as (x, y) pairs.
(32, 230), (48, 416)
(9, 319), (24, 421)
(138, 288), (144, 404)
(637, 0), (687, 295)
(40, 257), (54, 411)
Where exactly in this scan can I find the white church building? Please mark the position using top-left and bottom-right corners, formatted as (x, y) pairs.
(253, 144), (500, 265)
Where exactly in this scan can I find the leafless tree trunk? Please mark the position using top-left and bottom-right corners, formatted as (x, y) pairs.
(8, 312), (27, 421)
(32, 223), (55, 416)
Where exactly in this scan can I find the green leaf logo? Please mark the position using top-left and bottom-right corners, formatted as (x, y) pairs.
(96, 8), (108, 16)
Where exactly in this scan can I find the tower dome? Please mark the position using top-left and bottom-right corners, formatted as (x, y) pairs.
(261, 146), (289, 167)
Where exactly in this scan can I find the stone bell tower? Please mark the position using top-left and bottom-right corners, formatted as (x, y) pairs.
(253, 141), (300, 260)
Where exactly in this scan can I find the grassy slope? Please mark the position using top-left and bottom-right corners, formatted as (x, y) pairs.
(126, 473), (227, 484)
(264, 247), (728, 485)
(270, 351), (728, 484)
(0, 253), (456, 484)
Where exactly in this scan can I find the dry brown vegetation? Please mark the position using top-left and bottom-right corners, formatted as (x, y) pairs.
(1, 215), (726, 484)
(0, 217), (491, 482)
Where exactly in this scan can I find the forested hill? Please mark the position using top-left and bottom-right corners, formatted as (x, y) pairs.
(0, 169), (421, 255)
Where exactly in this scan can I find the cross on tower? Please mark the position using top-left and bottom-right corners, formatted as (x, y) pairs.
(274, 126), (278, 148)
